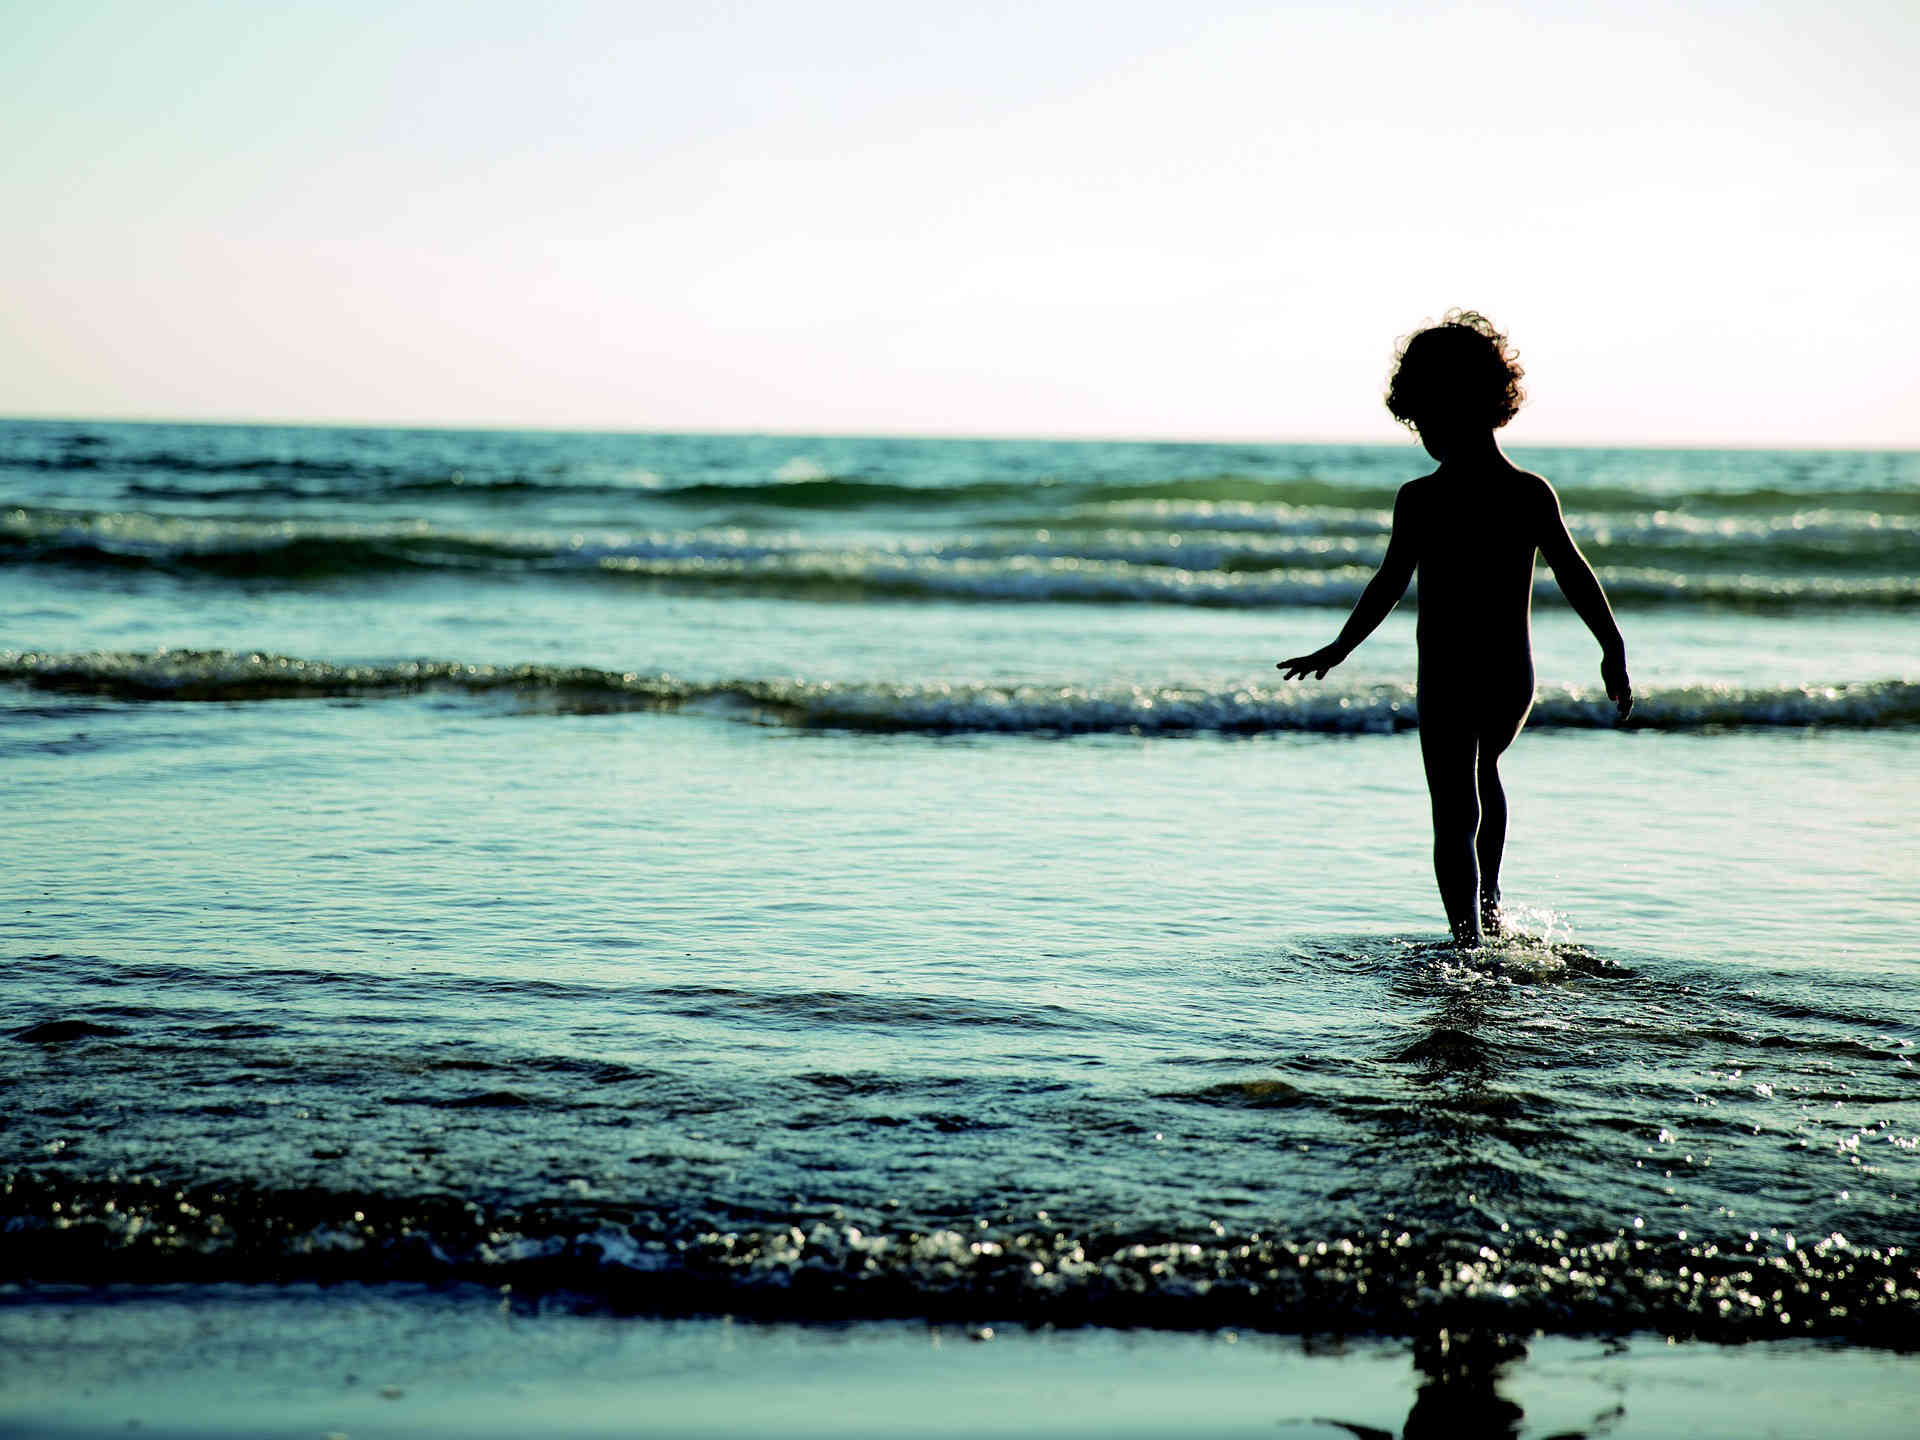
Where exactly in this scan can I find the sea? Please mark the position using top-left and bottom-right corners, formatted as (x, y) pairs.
(2, 419), (1917, 1361)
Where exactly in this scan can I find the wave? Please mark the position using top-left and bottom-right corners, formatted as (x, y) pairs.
(121, 476), (590, 504)
(21, 467), (1392, 513)
(12, 449), (371, 480)
(5, 650), (1916, 733)
(3, 1168), (1912, 1342)
(9, 448), (667, 505)
(11, 437), (1920, 517)
(6, 508), (1913, 609)
(1064, 482), (1920, 523)
(1096, 499), (1920, 568)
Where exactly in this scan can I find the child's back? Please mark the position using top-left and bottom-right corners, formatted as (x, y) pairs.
(1279, 313), (1630, 945)
(1400, 460), (1546, 675)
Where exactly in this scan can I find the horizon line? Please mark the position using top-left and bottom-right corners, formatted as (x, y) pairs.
(3, 410), (1916, 455)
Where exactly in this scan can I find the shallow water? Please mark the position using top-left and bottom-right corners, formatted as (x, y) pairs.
(2, 421), (1916, 1342)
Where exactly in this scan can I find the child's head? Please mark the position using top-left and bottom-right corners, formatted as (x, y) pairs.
(1385, 310), (1525, 436)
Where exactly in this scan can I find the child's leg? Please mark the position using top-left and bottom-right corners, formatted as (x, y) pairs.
(1475, 752), (1507, 930)
(1418, 717), (1483, 946)
(1474, 690), (1533, 934)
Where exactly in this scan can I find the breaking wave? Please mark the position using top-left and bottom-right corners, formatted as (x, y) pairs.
(2, 1169), (1913, 1342)
(5, 650), (1916, 734)
(5, 507), (1914, 610)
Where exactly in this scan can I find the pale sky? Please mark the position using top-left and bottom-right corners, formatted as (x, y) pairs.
(3, 0), (1915, 445)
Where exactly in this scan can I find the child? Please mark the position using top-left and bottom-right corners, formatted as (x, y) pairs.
(1279, 311), (1632, 946)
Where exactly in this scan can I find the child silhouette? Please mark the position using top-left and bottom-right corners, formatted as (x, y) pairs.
(1280, 312), (1631, 946)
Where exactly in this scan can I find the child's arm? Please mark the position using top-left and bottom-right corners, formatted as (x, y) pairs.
(1278, 485), (1418, 679)
(1537, 482), (1633, 720)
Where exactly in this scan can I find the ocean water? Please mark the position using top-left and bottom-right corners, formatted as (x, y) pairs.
(2, 419), (1917, 1347)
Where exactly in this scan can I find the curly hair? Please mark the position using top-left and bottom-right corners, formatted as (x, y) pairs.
(1384, 309), (1525, 432)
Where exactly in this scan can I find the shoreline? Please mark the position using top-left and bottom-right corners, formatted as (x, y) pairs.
(3, 1285), (1916, 1438)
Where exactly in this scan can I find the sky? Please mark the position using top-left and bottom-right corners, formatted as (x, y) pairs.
(2, 0), (1915, 445)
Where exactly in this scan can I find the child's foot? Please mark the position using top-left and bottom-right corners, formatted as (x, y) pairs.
(1480, 896), (1507, 940)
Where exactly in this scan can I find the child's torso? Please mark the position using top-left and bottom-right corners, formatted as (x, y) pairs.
(1405, 466), (1542, 681)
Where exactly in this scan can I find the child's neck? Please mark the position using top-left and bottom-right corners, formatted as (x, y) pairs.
(1424, 428), (1505, 468)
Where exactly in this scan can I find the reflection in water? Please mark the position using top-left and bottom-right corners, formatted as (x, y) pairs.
(1390, 952), (1526, 1238)
(1401, 1329), (1528, 1439)
(1396, 977), (1531, 1437)
(1317, 1328), (1629, 1439)
(1315, 958), (1623, 1436)
(1315, 1329), (1525, 1438)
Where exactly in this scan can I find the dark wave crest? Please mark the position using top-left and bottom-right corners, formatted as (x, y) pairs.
(16, 449), (370, 480)
(12, 435), (1920, 517)
(6, 650), (1916, 733)
(6, 507), (1913, 609)
(4, 1169), (1912, 1343)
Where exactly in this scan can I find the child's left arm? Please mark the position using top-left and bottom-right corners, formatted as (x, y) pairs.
(1278, 485), (1418, 679)
(1537, 481), (1632, 719)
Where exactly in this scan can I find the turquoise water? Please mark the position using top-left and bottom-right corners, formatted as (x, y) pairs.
(2, 420), (1916, 1342)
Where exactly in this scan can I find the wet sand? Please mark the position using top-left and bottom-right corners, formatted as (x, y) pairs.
(3, 1286), (1915, 1438)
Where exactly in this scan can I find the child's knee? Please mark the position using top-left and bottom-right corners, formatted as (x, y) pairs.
(1429, 796), (1480, 843)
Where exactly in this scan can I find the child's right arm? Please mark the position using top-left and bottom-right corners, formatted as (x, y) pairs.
(1537, 480), (1632, 720)
(1278, 483), (1418, 680)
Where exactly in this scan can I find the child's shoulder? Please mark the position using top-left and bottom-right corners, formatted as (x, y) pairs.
(1395, 471), (1439, 503)
(1514, 467), (1561, 511)
(1394, 466), (1559, 521)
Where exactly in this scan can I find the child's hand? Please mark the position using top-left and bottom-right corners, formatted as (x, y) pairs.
(1602, 650), (1632, 721)
(1278, 644), (1348, 681)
